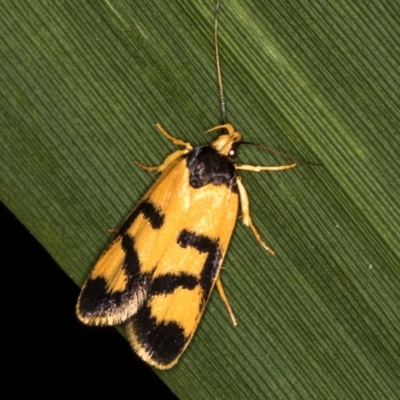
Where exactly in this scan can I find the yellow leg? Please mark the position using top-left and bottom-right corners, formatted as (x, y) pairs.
(216, 276), (237, 326)
(135, 149), (188, 173)
(205, 123), (236, 136)
(156, 123), (193, 150)
(135, 123), (193, 173)
(236, 163), (296, 172)
(237, 177), (275, 255)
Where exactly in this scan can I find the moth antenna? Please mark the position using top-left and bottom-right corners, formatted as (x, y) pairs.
(239, 142), (322, 166)
(214, 1), (226, 124)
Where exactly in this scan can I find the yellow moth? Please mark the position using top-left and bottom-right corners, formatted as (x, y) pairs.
(77, 1), (296, 369)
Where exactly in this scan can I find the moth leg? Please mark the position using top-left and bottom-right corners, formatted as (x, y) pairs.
(135, 149), (188, 173)
(237, 177), (275, 255)
(235, 162), (296, 172)
(205, 123), (236, 135)
(156, 123), (193, 150)
(135, 123), (193, 172)
(216, 276), (237, 326)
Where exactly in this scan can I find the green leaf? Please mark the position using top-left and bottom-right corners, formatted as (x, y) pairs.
(1, 1), (399, 398)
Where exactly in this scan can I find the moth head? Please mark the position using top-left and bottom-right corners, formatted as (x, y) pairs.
(207, 123), (242, 158)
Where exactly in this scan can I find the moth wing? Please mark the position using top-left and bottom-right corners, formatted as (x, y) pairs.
(76, 162), (183, 326)
(125, 160), (239, 369)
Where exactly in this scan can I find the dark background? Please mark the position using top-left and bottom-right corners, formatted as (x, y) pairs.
(1, 202), (176, 399)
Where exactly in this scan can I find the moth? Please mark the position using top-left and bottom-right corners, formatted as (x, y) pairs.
(76, 2), (296, 369)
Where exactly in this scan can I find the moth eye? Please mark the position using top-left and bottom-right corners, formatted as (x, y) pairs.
(228, 144), (239, 158)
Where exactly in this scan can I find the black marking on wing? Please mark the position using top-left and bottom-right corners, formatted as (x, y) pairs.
(78, 200), (164, 322)
(151, 273), (199, 296)
(130, 229), (223, 366)
(185, 146), (238, 192)
(78, 234), (151, 321)
(130, 305), (186, 366)
(118, 200), (165, 235)
(177, 229), (222, 304)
